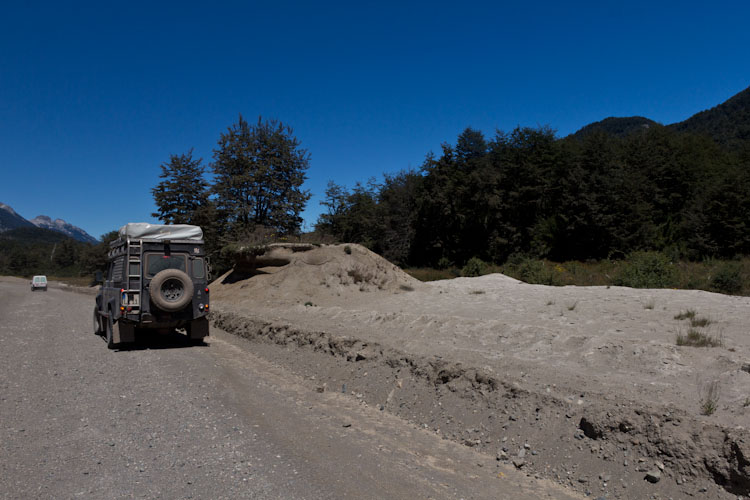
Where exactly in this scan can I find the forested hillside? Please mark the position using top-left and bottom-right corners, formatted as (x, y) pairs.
(316, 124), (750, 268)
(0, 227), (116, 279)
(670, 86), (750, 150)
(569, 116), (658, 140)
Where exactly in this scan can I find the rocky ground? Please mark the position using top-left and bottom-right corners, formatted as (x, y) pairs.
(209, 243), (750, 500)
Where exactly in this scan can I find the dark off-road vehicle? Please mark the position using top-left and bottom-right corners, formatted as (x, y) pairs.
(94, 223), (210, 349)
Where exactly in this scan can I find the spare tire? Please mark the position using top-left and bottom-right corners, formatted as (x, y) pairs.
(150, 268), (194, 312)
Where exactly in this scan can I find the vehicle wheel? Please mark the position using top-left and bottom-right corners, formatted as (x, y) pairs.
(186, 317), (209, 342)
(93, 307), (103, 336)
(105, 311), (116, 349)
(150, 269), (193, 312)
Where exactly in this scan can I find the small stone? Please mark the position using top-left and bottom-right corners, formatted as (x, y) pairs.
(496, 450), (509, 461)
(644, 470), (661, 483)
(512, 458), (525, 469)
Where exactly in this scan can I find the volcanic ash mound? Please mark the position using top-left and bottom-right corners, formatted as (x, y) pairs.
(210, 243), (422, 307)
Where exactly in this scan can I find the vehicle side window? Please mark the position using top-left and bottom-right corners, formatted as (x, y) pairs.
(192, 258), (205, 279)
(146, 254), (187, 277)
(112, 257), (124, 282)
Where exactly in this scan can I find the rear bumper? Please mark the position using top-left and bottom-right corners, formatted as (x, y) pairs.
(121, 310), (209, 329)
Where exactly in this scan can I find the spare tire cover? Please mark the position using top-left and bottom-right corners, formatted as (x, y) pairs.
(150, 268), (194, 312)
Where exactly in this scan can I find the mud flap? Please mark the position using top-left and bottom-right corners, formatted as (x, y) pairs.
(187, 317), (209, 340)
(115, 321), (135, 344)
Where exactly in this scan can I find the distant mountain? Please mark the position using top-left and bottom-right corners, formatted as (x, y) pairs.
(570, 86), (750, 149)
(0, 202), (98, 243)
(30, 215), (98, 243)
(0, 202), (36, 232)
(669, 86), (750, 149)
(0, 226), (74, 244)
(569, 116), (659, 140)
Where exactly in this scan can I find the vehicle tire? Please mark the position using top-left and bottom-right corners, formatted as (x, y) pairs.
(105, 311), (116, 349)
(186, 316), (209, 342)
(150, 269), (193, 312)
(93, 307), (103, 336)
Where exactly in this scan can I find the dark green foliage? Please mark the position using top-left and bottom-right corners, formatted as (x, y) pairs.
(212, 115), (310, 237)
(0, 227), (116, 279)
(670, 86), (750, 150)
(508, 258), (562, 286)
(315, 171), (421, 266)
(461, 257), (488, 277)
(151, 149), (210, 225)
(613, 251), (677, 289)
(710, 261), (743, 294)
(570, 116), (659, 140)
(315, 112), (750, 276)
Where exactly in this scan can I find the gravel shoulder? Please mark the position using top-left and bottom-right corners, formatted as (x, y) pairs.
(208, 244), (750, 499)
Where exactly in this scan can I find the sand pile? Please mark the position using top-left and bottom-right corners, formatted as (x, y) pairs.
(210, 257), (750, 498)
(210, 243), (422, 307)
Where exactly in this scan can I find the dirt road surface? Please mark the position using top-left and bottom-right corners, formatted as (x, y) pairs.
(0, 277), (581, 500)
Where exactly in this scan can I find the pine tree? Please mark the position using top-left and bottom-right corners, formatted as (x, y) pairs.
(151, 149), (209, 225)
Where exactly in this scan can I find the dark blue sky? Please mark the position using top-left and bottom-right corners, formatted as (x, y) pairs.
(2, 1), (748, 239)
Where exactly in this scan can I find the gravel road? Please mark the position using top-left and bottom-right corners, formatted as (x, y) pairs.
(0, 278), (582, 500)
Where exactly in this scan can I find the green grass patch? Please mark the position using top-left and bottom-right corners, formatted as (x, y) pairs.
(691, 316), (712, 328)
(674, 309), (696, 320)
(676, 327), (722, 347)
(404, 257), (749, 295)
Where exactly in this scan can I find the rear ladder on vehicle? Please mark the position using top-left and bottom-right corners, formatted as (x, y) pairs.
(124, 239), (142, 309)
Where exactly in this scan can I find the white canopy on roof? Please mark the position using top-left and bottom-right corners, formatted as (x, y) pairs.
(118, 223), (203, 241)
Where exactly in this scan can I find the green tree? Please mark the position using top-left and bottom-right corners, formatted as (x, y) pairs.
(377, 170), (421, 265)
(151, 149), (209, 225)
(316, 181), (349, 236)
(212, 115), (311, 236)
(53, 239), (78, 268)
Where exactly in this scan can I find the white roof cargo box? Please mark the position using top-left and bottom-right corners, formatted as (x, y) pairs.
(118, 223), (203, 241)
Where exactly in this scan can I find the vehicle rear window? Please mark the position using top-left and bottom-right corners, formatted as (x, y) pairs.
(145, 254), (187, 277)
(192, 258), (205, 279)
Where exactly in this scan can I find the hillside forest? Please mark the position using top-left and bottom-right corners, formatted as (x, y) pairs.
(2, 88), (749, 293)
(318, 124), (750, 267)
